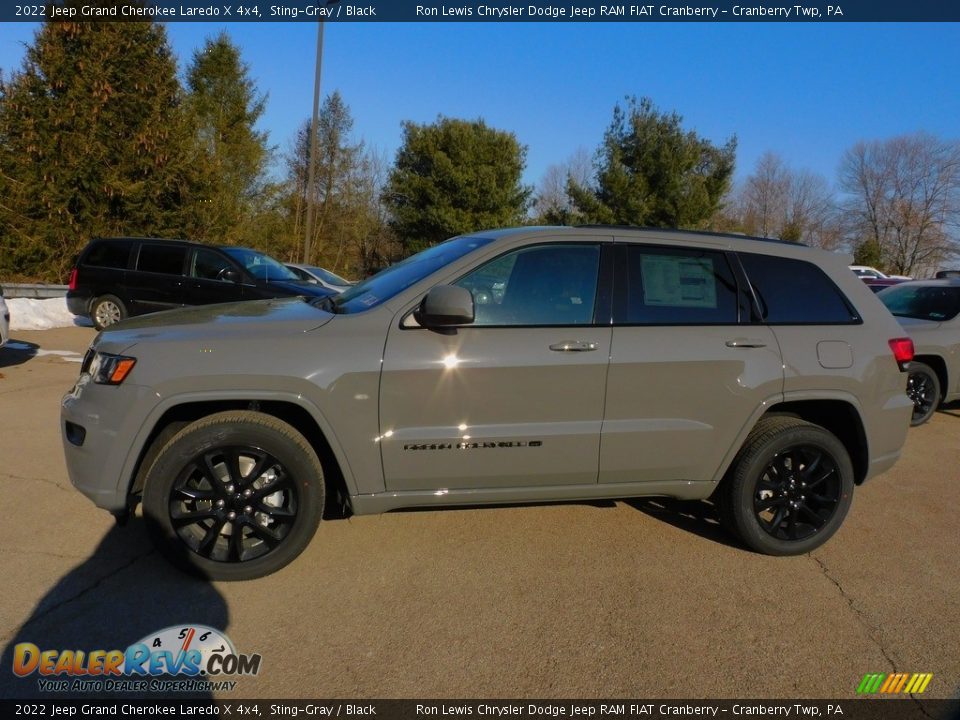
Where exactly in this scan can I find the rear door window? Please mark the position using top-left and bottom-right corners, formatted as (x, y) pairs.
(739, 253), (860, 324)
(137, 244), (187, 276)
(619, 245), (740, 324)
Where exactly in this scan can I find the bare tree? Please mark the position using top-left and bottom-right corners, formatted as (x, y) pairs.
(733, 152), (838, 248)
(839, 132), (960, 276)
(531, 147), (593, 224)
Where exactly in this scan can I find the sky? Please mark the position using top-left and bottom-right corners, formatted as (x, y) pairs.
(1, 21), (958, 192)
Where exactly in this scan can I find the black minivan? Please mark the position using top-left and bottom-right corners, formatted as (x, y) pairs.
(67, 237), (334, 330)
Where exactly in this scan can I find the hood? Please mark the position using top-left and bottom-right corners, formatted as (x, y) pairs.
(95, 297), (334, 354)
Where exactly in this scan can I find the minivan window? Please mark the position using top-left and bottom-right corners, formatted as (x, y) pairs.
(739, 253), (858, 324)
(137, 244), (187, 276)
(622, 246), (738, 324)
(191, 248), (236, 281)
(85, 240), (131, 269)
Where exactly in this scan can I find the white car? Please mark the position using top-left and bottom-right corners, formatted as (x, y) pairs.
(284, 263), (355, 293)
(0, 284), (9, 348)
(850, 265), (912, 281)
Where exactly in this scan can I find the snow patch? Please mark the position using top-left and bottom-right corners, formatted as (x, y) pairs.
(7, 297), (94, 331)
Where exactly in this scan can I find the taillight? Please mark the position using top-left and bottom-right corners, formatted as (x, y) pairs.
(888, 337), (914, 371)
(68, 268), (78, 291)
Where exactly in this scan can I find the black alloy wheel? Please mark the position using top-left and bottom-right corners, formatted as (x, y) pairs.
(906, 362), (940, 426)
(169, 446), (298, 563)
(753, 445), (842, 542)
(143, 411), (325, 580)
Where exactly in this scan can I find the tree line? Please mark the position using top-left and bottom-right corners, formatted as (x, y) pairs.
(1, 19), (958, 283)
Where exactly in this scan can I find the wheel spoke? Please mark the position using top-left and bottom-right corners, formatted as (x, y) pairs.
(176, 486), (216, 502)
(755, 496), (786, 513)
(768, 505), (787, 531)
(786, 508), (799, 539)
(805, 467), (835, 489)
(223, 449), (243, 485)
(798, 504), (826, 529)
(809, 492), (838, 506)
(199, 455), (228, 496)
(229, 523), (245, 562)
(246, 521), (283, 548)
(171, 508), (217, 528)
(250, 472), (292, 500)
(196, 520), (226, 557)
(240, 453), (274, 489)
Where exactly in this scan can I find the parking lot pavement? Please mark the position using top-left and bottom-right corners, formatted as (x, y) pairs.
(0, 326), (957, 702)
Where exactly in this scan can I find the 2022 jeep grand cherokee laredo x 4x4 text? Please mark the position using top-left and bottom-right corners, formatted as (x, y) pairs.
(61, 227), (914, 580)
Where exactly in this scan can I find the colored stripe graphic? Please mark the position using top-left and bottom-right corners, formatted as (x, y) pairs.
(857, 672), (932, 694)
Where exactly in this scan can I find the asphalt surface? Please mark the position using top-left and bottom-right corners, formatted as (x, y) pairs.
(0, 326), (957, 703)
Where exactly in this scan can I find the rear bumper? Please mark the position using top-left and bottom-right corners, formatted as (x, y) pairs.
(862, 391), (913, 483)
(66, 293), (90, 317)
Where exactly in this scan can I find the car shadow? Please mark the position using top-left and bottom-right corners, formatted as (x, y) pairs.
(622, 497), (746, 550)
(936, 400), (960, 419)
(0, 340), (39, 368)
(0, 517), (227, 700)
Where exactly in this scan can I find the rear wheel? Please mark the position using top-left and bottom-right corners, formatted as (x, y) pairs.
(142, 411), (324, 580)
(719, 416), (854, 555)
(91, 295), (126, 330)
(906, 362), (940, 426)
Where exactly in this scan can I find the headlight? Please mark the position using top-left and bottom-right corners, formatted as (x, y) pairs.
(88, 352), (137, 385)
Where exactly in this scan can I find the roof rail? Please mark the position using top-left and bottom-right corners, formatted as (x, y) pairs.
(574, 225), (808, 247)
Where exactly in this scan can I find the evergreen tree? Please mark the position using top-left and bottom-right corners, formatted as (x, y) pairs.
(569, 96), (736, 229)
(0, 17), (201, 281)
(185, 31), (270, 244)
(384, 117), (530, 251)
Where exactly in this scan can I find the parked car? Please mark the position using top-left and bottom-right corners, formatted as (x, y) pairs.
(850, 265), (912, 281)
(62, 226), (914, 580)
(66, 238), (334, 330)
(934, 270), (960, 279)
(284, 264), (355, 293)
(0, 284), (9, 348)
(877, 278), (960, 425)
(863, 277), (907, 293)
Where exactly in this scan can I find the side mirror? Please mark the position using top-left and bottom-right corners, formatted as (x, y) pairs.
(418, 285), (474, 326)
(221, 269), (242, 283)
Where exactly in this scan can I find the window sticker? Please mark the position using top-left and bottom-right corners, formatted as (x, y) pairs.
(641, 255), (717, 308)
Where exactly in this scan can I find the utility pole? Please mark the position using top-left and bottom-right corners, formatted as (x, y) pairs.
(303, 19), (327, 265)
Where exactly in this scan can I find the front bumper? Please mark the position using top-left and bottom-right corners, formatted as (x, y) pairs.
(61, 376), (156, 512)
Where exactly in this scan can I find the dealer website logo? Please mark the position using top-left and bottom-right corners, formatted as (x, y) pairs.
(12, 625), (261, 693)
(856, 672), (933, 694)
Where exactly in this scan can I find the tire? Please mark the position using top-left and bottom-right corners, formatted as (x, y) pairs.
(91, 294), (127, 330)
(906, 362), (940, 426)
(719, 416), (854, 556)
(142, 411), (325, 581)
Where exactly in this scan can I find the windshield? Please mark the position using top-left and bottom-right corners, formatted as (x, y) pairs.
(879, 284), (960, 322)
(306, 266), (352, 286)
(222, 247), (299, 282)
(334, 235), (494, 314)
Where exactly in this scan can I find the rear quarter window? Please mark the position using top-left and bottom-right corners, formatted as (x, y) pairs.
(739, 253), (860, 325)
(84, 241), (131, 269)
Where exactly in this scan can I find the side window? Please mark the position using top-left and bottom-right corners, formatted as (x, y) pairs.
(137, 244), (187, 276)
(84, 241), (131, 269)
(622, 246), (739, 324)
(739, 253), (859, 324)
(455, 244), (601, 326)
(190, 249), (235, 281)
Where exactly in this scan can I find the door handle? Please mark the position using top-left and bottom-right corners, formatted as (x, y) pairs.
(549, 341), (598, 352)
(725, 339), (767, 348)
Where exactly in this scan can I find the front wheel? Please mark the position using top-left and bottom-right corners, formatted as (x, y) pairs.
(906, 362), (940, 426)
(719, 417), (854, 556)
(142, 411), (325, 580)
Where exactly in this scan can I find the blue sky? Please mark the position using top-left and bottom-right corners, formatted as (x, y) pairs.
(1, 22), (957, 191)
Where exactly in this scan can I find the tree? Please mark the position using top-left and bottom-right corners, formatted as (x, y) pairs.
(839, 133), (960, 276)
(531, 147), (593, 225)
(384, 117), (530, 250)
(184, 31), (271, 245)
(568, 96), (736, 229)
(0, 17), (201, 281)
(736, 152), (838, 248)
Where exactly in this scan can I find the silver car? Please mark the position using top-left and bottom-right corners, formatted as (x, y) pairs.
(62, 227), (914, 580)
(878, 278), (960, 425)
(285, 263), (354, 293)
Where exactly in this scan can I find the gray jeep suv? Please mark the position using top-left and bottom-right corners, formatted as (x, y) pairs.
(61, 227), (915, 580)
